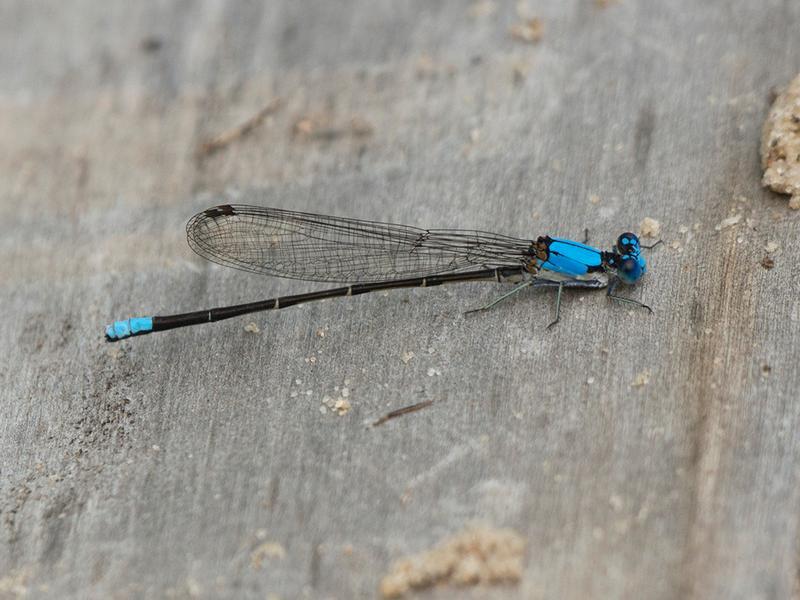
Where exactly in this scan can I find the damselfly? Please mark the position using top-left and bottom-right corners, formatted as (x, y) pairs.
(105, 204), (656, 341)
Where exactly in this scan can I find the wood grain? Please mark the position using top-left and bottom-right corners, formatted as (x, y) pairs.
(1, 1), (799, 598)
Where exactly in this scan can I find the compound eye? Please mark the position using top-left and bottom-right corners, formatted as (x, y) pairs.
(616, 232), (641, 256)
(618, 256), (644, 283)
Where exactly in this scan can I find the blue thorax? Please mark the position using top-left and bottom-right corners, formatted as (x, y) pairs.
(535, 232), (646, 284)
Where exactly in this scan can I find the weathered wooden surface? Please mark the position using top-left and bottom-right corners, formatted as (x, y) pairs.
(2, 1), (800, 598)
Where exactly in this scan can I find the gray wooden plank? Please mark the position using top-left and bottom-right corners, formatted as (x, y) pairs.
(1, 1), (800, 598)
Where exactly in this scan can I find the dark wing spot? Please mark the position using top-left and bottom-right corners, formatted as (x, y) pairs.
(204, 205), (236, 218)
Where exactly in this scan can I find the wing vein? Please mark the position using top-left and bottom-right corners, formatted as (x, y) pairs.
(186, 205), (532, 283)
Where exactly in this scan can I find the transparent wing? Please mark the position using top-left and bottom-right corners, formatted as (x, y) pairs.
(186, 204), (533, 283)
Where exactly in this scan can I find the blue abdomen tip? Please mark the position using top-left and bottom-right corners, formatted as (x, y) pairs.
(105, 317), (153, 341)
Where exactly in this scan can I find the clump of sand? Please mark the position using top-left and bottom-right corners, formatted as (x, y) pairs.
(379, 525), (526, 598)
(761, 73), (800, 209)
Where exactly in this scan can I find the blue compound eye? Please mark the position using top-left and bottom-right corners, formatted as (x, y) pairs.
(616, 232), (641, 256)
(618, 255), (646, 284)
